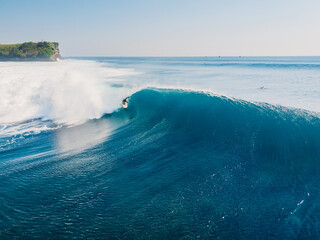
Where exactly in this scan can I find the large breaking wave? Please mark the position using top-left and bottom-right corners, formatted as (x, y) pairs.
(1, 58), (320, 239)
(102, 89), (320, 238)
(127, 89), (320, 168)
(1, 88), (320, 239)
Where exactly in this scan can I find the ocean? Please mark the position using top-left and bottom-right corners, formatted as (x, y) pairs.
(1, 57), (320, 239)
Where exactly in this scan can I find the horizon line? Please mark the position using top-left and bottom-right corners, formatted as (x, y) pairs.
(65, 55), (320, 58)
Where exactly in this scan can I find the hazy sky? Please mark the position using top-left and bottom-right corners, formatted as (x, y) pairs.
(1, 0), (320, 56)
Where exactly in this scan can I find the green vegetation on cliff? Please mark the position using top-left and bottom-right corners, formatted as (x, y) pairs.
(0, 41), (61, 60)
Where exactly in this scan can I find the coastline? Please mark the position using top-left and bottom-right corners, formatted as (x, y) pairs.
(0, 57), (62, 62)
(0, 41), (62, 62)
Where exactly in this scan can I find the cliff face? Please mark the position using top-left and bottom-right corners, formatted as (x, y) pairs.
(49, 42), (61, 61)
(0, 41), (62, 61)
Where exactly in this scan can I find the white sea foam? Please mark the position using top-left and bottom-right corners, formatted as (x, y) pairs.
(0, 60), (138, 126)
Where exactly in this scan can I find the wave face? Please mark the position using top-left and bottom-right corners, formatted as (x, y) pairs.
(1, 88), (320, 239)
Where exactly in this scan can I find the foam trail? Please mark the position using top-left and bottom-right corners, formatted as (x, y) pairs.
(0, 60), (138, 125)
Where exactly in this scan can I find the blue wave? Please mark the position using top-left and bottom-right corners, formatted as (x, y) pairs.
(124, 89), (320, 170)
(1, 89), (320, 239)
(126, 90), (320, 159)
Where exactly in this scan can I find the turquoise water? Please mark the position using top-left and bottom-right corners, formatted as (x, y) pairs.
(1, 57), (320, 239)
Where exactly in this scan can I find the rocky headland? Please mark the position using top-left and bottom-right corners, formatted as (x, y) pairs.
(0, 41), (62, 61)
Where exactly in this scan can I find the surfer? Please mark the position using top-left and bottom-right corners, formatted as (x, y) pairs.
(122, 97), (129, 108)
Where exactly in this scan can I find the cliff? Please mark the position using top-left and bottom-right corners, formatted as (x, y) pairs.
(0, 41), (62, 61)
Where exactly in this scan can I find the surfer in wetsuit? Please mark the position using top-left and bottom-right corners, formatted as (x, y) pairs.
(122, 97), (129, 108)
(122, 97), (129, 105)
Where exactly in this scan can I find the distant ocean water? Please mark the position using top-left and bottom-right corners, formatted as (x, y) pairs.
(1, 57), (320, 239)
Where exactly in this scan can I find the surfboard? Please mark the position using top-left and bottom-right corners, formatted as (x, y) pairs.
(122, 102), (128, 108)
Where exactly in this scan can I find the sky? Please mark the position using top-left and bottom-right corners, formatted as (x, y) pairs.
(1, 0), (320, 56)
